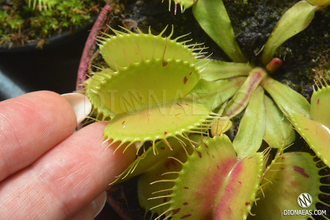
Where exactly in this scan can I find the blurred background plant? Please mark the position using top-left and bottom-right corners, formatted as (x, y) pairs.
(0, 0), (101, 48)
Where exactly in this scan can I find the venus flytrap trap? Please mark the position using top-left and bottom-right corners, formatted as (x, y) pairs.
(147, 135), (264, 220)
(251, 150), (325, 219)
(84, 26), (222, 155)
(283, 79), (330, 168)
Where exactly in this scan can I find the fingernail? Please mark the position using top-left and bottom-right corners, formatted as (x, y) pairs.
(91, 191), (107, 218)
(61, 93), (91, 124)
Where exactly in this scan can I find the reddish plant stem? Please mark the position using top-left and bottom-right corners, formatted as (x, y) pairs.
(76, 4), (112, 92)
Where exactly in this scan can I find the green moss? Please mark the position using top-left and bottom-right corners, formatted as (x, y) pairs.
(0, 0), (101, 48)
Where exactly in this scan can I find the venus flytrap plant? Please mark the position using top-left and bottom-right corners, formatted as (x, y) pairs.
(79, 1), (330, 219)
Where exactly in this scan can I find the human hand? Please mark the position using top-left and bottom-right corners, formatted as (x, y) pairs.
(0, 91), (136, 219)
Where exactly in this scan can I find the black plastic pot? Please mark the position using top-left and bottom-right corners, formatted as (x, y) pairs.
(0, 21), (95, 101)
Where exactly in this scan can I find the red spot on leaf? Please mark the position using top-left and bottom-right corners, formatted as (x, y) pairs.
(164, 131), (168, 135)
(189, 72), (192, 75)
(172, 208), (180, 215)
(181, 214), (192, 219)
(184, 76), (188, 84)
(217, 165), (220, 169)
(165, 158), (177, 169)
(183, 202), (188, 206)
(304, 128), (309, 130)
(175, 113), (182, 116)
(195, 149), (202, 158)
(282, 157), (285, 159)
(184, 187), (189, 189)
(162, 61), (168, 66)
(290, 181), (298, 187)
(317, 99), (320, 104)
(245, 202), (250, 206)
(203, 143), (209, 148)
(160, 146), (165, 150)
(238, 181), (242, 184)
(177, 103), (183, 107)
(122, 121), (125, 125)
(293, 166), (309, 178)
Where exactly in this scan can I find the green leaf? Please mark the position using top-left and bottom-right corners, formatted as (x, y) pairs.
(310, 83), (330, 129)
(261, 76), (310, 118)
(306, 0), (330, 7)
(210, 116), (233, 137)
(285, 111), (330, 168)
(199, 59), (252, 81)
(224, 67), (266, 118)
(251, 152), (322, 219)
(263, 95), (295, 148)
(233, 86), (265, 160)
(185, 77), (245, 110)
(261, 1), (317, 65)
(192, 0), (247, 62)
